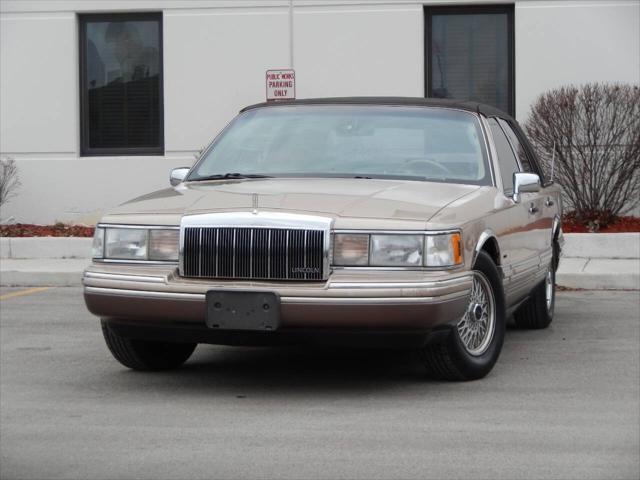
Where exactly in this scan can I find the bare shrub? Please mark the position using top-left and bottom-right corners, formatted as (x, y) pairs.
(525, 83), (640, 227)
(0, 157), (21, 207)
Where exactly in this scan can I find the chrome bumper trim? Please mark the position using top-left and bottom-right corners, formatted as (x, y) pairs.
(85, 287), (204, 301)
(280, 292), (468, 305)
(84, 286), (468, 305)
(330, 276), (471, 290)
(83, 270), (472, 290)
(84, 272), (165, 283)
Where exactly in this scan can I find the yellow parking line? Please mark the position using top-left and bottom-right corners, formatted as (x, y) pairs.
(0, 287), (53, 301)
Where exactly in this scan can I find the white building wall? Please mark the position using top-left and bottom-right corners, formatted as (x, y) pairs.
(515, 0), (640, 121)
(294, 3), (423, 98)
(1, 0), (638, 224)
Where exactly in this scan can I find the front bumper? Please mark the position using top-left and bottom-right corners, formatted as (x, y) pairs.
(83, 264), (472, 332)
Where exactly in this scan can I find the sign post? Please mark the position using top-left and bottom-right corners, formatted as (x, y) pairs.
(266, 69), (295, 101)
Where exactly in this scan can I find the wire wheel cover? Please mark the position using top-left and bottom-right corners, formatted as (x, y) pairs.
(457, 272), (496, 356)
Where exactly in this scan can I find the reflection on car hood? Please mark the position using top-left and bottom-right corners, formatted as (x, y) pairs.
(105, 178), (481, 229)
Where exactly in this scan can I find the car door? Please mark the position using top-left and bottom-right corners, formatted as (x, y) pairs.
(498, 118), (554, 269)
(487, 117), (542, 305)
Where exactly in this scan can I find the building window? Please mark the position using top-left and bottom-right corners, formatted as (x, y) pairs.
(79, 13), (163, 156)
(425, 6), (514, 116)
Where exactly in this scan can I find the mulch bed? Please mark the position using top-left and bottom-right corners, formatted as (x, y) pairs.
(0, 223), (95, 237)
(562, 215), (640, 233)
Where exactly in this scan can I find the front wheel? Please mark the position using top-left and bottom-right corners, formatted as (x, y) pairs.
(101, 321), (197, 371)
(419, 251), (506, 381)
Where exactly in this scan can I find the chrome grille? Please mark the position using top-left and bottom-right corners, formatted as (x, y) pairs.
(182, 227), (326, 280)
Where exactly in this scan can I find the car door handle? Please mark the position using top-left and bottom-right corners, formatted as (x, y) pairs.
(545, 198), (554, 207)
(529, 204), (539, 214)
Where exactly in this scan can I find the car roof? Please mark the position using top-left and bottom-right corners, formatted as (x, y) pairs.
(240, 97), (514, 121)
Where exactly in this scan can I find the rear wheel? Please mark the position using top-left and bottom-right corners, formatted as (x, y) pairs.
(101, 322), (196, 371)
(419, 251), (506, 381)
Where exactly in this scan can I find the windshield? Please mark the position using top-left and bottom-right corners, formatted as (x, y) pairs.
(189, 105), (491, 185)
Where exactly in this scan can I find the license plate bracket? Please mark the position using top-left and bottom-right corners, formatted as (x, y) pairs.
(205, 291), (280, 331)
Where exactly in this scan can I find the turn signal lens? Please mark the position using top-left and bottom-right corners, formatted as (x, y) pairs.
(424, 233), (463, 267)
(91, 227), (105, 259)
(451, 232), (463, 265)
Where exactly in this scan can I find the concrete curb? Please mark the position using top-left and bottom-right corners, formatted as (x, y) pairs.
(0, 259), (90, 287)
(556, 258), (640, 290)
(1, 238), (91, 286)
(562, 233), (640, 259)
(555, 233), (640, 290)
(1, 237), (92, 259)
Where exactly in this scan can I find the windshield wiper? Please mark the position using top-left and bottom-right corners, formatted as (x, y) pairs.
(190, 172), (273, 181)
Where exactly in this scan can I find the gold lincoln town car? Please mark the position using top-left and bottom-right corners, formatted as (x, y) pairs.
(83, 97), (563, 381)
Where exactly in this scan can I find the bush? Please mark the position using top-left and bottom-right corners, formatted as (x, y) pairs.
(525, 83), (640, 227)
(0, 157), (21, 208)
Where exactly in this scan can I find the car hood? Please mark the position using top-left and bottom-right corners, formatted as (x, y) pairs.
(103, 178), (480, 229)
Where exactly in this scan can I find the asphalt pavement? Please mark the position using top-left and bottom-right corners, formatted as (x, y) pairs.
(1, 287), (638, 480)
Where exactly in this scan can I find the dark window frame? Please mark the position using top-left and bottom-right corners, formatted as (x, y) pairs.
(487, 117), (520, 194)
(496, 117), (549, 185)
(497, 118), (533, 173)
(424, 5), (515, 117)
(78, 12), (164, 157)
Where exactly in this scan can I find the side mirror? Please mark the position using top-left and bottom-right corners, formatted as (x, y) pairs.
(513, 172), (540, 203)
(170, 167), (190, 186)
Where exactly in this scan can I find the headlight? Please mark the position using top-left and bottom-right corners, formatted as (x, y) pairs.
(333, 231), (462, 268)
(93, 226), (179, 262)
(105, 228), (148, 260)
(370, 234), (423, 266)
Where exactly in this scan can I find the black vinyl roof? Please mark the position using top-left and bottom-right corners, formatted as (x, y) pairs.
(241, 97), (513, 120)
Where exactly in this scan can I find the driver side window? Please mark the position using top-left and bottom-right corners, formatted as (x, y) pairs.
(488, 118), (519, 193)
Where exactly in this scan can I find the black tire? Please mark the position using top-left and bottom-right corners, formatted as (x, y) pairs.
(101, 322), (197, 371)
(419, 251), (506, 381)
(514, 261), (555, 330)
(552, 238), (560, 272)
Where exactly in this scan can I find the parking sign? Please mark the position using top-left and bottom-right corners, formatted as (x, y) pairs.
(266, 69), (295, 101)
